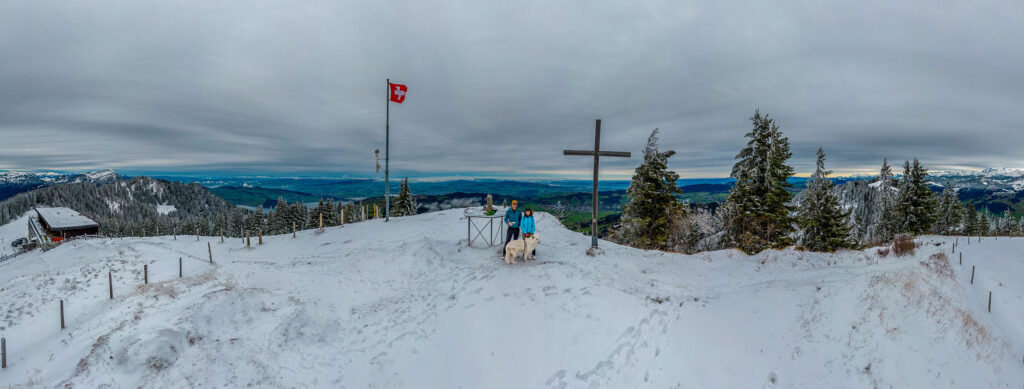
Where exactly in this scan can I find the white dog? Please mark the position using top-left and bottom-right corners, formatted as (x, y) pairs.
(504, 235), (539, 264)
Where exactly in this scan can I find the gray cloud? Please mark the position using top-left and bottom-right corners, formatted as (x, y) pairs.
(2, 0), (1023, 179)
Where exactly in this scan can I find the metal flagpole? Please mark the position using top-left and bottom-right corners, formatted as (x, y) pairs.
(591, 119), (600, 248)
(385, 79), (391, 222)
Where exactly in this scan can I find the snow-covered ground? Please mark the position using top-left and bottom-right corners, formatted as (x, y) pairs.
(156, 204), (177, 215)
(0, 210), (1022, 388)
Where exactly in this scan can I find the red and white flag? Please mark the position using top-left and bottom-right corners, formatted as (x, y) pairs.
(389, 82), (408, 104)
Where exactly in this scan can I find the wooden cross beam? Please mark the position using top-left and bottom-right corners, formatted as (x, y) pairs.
(563, 119), (631, 251)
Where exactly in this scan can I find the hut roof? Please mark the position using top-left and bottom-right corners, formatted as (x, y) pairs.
(35, 207), (100, 231)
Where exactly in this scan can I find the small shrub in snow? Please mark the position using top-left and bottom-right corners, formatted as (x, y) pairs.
(892, 234), (915, 257)
(922, 253), (954, 279)
(646, 296), (670, 304)
(877, 247), (890, 257)
(957, 308), (995, 356)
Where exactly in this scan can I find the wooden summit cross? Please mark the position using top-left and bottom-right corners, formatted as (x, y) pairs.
(564, 119), (631, 251)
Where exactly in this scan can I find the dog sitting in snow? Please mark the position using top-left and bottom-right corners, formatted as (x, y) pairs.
(504, 235), (539, 264)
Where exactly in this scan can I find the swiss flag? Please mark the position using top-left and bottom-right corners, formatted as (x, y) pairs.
(389, 82), (408, 104)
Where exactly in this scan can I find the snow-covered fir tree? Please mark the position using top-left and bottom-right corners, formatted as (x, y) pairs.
(247, 205), (267, 233)
(553, 201), (568, 220)
(1001, 210), (1015, 235)
(617, 129), (684, 250)
(796, 148), (856, 252)
(309, 198), (340, 228)
(870, 158), (898, 243)
(686, 205), (721, 252)
(979, 209), (990, 236)
(391, 176), (417, 217)
(342, 202), (357, 224)
(963, 202), (978, 235)
(893, 158), (937, 235)
(266, 197), (290, 234)
(935, 180), (962, 235)
(722, 110), (795, 254)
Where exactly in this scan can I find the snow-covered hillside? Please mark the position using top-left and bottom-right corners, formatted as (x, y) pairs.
(0, 210), (1022, 387)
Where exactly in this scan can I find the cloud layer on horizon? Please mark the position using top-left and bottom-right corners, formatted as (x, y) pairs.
(2, 0), (1022, 179)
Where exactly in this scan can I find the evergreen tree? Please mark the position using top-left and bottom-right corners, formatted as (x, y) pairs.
(618, 129), (684, 250)
(391, 177), (417, 217)
(722, 110), (795, 253)
(935, 181), (962, 235)
(1007, 210), (1015, 235)
(796, 148), (856, 251)
(229, 210), (246, 237)
(343, 202), (356, 224)
(979, 209), (990, 236)
(247, 205), (266, 233)
(213, 211), (228, 237)
(267, 197), (289, 234)
(963, 202), (978, 235)
(323, 198), (340, 226)
(872, 158), (898, 242)
(309, 199), (340, 228)
(893, 158), (937, 235)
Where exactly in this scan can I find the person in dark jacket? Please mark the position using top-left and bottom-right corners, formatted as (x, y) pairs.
(503, 200), (524, 255)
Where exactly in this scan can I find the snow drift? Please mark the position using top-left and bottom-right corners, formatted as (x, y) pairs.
(0, 209), (1022, 388)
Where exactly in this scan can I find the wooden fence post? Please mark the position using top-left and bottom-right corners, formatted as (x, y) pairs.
(109, 271), (113, 299)
(319, 213), (323, 230)
(144, 264), (148, 284)
(246, 231), (251, 248)
(988, 291), (992, 312)
(179, 257), (182, 278)
(60, 299), (65, 330)
(340, 210), (345, 226)
(208, 242), (213, 263)
(258, 229), (263, 245)
(221, 234), (224, 243)
(1, 337), (6, 369)
(959, 252), (962, 264)
(292, 222), (296, 238)
(195, 228), (199, 241)
(142, 228), (145, 237)
(971, 265), (975, 284)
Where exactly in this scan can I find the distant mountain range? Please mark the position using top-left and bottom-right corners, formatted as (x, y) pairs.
(4, 167), (1024, 215)
(0, 169), (119, 201)
(928, 168), (1024, 192)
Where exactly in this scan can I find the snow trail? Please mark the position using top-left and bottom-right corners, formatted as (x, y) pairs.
(0, 209), (1022, 387)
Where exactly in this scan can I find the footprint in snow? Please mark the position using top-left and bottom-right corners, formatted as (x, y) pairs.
(763, 372), (778, 389)
(545, 369), (567, 387)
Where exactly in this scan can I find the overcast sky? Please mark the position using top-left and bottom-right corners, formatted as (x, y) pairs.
(1, 0), (1022, 179)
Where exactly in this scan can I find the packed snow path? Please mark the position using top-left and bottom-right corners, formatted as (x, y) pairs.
(0, 210), (1022, 387)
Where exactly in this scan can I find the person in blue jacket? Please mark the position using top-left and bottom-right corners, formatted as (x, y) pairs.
(520, 208), (536, 237)
(503, 200), (524, 255)
(520, 208), (537, 256)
